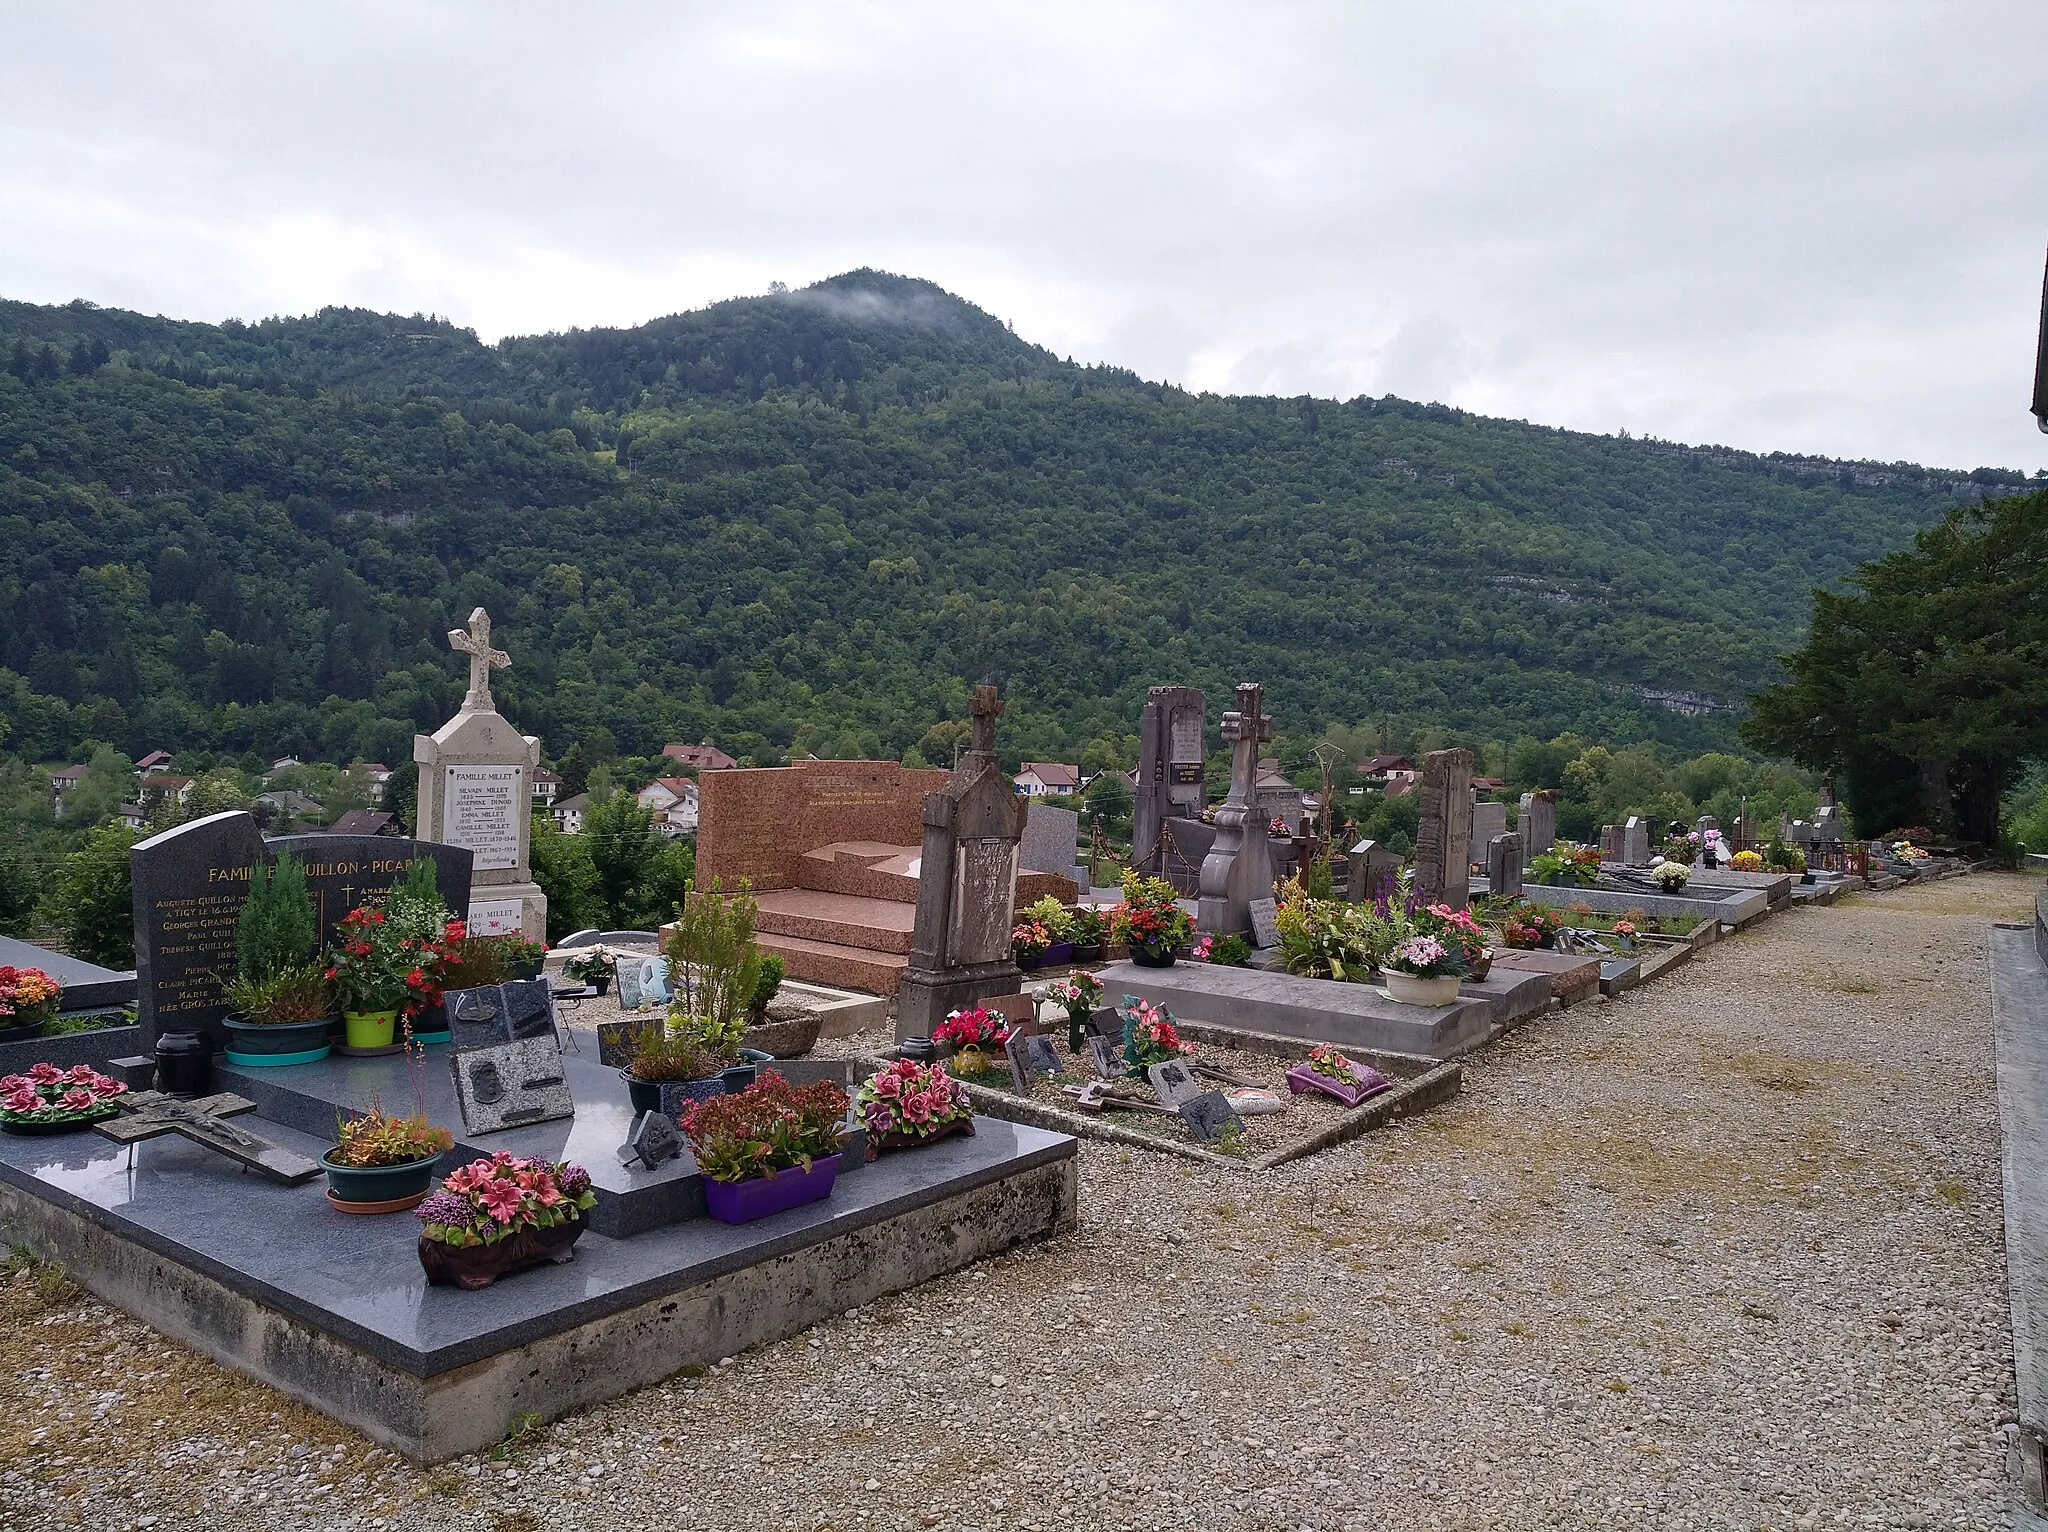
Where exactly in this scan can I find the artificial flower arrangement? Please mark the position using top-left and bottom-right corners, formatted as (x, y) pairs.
(417, 1153), (596, 1249)
(1111, 872), (1194, 960)
(679, 1069), (850, 1183)
(1499, 902), (1564, 950)
(1417, 902), (1487, 973)
(1610, 919), (1637, 941)
(856, 1058), (975, 1152)
(1663, 830), (1702, 863)
(1193, 932), (1252, 966)
(1304, 1044), (1360, 1085)
(1890, 841), (1931, 863)
(0, 966), (63, 1035)
(1727, 850), (1764, 872)
(1037, 972), (1104, 1039)
(1651, 860), (1690, 891)
(933, 1006), (1010, 1073)
(0, 1063), (127, 1130)
(1285, 1043), (1391, 1108)
(561, 945), (618, 987)
(1117, 995), (1185, 1076)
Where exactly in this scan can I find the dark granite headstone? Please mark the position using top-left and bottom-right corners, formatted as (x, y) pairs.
(1179, 1091), (1239, 1143)
(451, 1038), (573, 1135)
(130, 811), (269, 1052)
(264, 834), (473, 952)
(618, 1109), (682, 1170)
(445, 980), (556, 1053)
(1089, 1036), (1123, 1078)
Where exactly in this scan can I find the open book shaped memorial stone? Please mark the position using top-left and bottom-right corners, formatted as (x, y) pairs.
(445, 980), (556, 1053)
(94, 1090), (322, 1185)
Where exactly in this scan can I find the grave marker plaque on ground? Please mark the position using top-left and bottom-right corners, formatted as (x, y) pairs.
(130, 811), (269, 1052)
(1089, 1036), (1123, 1078)
(1147, 1058), (1207, 1110)
(1179, 1091), (1239, 1143)
(452, 1039), (574, 1135)
(1247, 897), (1282, 950)
(1414, 749), (1474, 909)
(96, 1090), (322, 1185)
(617, 1110), (682, 1170)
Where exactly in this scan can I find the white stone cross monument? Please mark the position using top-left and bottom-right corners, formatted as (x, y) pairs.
(414, 607), (548, 940)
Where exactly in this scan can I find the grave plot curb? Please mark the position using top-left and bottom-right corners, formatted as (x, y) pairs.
(885, 1054), (1464, 1173)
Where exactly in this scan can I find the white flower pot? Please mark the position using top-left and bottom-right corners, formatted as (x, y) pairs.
(1383, 971), (1461, 1007)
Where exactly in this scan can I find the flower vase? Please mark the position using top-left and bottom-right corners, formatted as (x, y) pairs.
(341, 1010), (400, 1054)
(1067, 1009), (1090, 1053)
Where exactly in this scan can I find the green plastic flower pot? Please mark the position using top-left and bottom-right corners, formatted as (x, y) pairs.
(343, 1010), (398, 1049)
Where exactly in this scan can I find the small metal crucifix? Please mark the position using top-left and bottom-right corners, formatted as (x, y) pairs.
(448, 606), (511, 713)
(94, 1091), (324, 1185)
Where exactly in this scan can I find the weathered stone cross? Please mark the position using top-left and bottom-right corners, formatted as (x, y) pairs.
(967, 683), (1004, 761)
(448, 606), (511, 713)
(1219, 682), (1272, 802)
(94, 1091), (323, 1185)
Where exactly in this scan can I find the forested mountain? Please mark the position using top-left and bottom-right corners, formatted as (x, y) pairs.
(0, 270), (2032, 776)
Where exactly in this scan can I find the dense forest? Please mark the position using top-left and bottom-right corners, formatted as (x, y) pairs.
(0, 269), (2035, 781)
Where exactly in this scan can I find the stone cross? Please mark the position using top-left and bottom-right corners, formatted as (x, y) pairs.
(1219, 683), (1273, 794)
(448, 606), (511, 713)
(1198, 683), (1278, 936)
(966, 683), (1004, 763)
(94, 1091), (323, 1185)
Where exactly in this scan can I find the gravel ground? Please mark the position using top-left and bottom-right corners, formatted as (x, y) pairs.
(1, 873), (2034, 1531)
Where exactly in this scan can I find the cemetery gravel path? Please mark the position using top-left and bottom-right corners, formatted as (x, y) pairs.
(1, 874), (2036, 1532)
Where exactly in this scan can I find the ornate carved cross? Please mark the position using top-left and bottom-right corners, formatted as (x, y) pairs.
(448, 606), (511, 712)
(1218, 682), (1272, 805)
(967, 683), (1004, 759)
(94, 1090), (323, 1185)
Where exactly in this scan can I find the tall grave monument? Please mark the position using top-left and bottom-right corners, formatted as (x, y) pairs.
(414, 608), (547, 940)
(130, 810), (268, 1053)
(1131, 686), (1207, 879)
(1518, 789), (1557, 872)
(1413, 748), (1474, 910)
(1197, 682), (1277, 937)
(896, 685), (1030, 1041)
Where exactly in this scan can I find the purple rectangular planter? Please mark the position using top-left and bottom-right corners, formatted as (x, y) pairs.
(701, 1153), (842, 1225)
(1285, 1060), (1393, 1109)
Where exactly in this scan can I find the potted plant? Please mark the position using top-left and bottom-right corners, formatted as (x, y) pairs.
(1117, 994), (1185, 1077)
(1112, 873), (1193, 967)
(1024, 897), (1075, 964)
(1417, 900), (1489, 982)
(665, 877), (765, 1077)
(416, 1153), (596, 1289)
(1284, 1044), (1391, 1108)
(0, 1063), (127, 1135)
(857, 1058), (976, 1158)
(1499, 903), (1563, 950)
(435, 933), (512, 991)
(932, 1006), (1011, 1076)
(321, 1103), (455, 1212)
(1067, 906), (1106, 963)
(1727, 850), (1764, 872)
(1610, 919), (1638, 950)
(1381, 934), (1466, 1006)
(1275, 878), (1376, 980)
(0, 966), (63, 1045)
(1651, 860), (1690, 892)
(1192, 933), (1252, 967)
(1011, 919), (1053, 971)
(746, 953), (786, 1025)
(1037, 972), (1104, 1052)
(1528, 849), (1597, 888)
(496, 933), (549, 981)
(679, 1069), (851, 1224)
(325, 905), (413, 1053)
(221, 851), (334, 1065)
(382, 860), (464, 1044)
(562, 945), (617, 995)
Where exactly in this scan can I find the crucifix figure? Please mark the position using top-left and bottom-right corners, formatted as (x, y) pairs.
(448, 606), (511, 713)
(95, 1091), (323, 1185)
(965, 683), (1004, 766)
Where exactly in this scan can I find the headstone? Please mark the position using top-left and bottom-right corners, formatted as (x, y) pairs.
(452, 1038), (574, 1135)
(1132, 686), (1207, 875)
(613, 958), (645, 1011)
(1020, 801), (1080, 876)
(1413, 749), (1474, 909)
(1621, 817), (1651, 866)
(1790, 819), (1817, 846)
(1470, 801), (1508, 862)
(617, 1110), (682, 1170)
(1600, 824), (1622, 862)
(1694, 815), (1719, 838)
(1347, 838), (1402, 904)
(1247, 897), (1282, 951)
(1088, 1035), (1123, 1078)
(1518, 790), (1558, 872)
(129, 811), (268, 1053)
(1255, 763), (1304, 835)
(1730, 815), (1752, 852)
(264, 833), (473, 952)
(413, 607), (548, 941)
(1197, 682), (1277, 937)
(1812, 805), (1843, 842)
(895, 685), (1030, 1040)
(1147, 1058), (1206, 1110)
(444, 980), (557, 1052)
(1179, 1091), (1239, 1144)
(95, 1090), (322, 1185)
(1006, 1029), (1064, 1094)
(1487, 833), (1523, 899)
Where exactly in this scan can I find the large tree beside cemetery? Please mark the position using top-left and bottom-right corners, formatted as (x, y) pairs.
(1744, 488), (2048, 844)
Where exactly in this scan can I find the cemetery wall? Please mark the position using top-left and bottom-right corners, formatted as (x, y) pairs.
(697, 760), (948, 891)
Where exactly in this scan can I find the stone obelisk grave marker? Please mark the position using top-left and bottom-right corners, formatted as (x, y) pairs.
(414, 608), (548, 940)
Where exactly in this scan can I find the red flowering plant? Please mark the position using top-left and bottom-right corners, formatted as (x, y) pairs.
(1111, 872), (1194, 959)
(1116, 995), (1184, 1076)
(1499, 903), (1564, 950)
(0, 1063), (128, 1126)
(678, 1069), (850, 1183)
(856, 1058), (973, 1142)
(416, 1153), (595, 1249)
(1416, 903), (1487, 971)
(933, 1006), (1010, 1074)
(0, 966), (62, 1028)
(324, 907), (414, 1015)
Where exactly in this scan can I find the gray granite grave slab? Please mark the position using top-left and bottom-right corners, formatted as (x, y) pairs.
(1456, 966), (1553, 1029)
(0, 1104), (1075, 1461)
(1020, 801), (1080, 876)
(1094, 960), (1493, 1060)
(0, 1023), (144, 1080)
(1517, 881), (1770, 928)
(0, 935), (135, 1012)
(1598, 957), (1642, 996)
(1683, 867), (1797, 909)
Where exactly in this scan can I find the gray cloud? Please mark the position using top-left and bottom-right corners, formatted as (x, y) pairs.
(1, 0), (2042, 471)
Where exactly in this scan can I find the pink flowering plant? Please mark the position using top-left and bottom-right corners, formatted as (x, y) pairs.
(1117, 995), (1185, 1075)
(1037, 972), (1103, 1017)
(1383, 934), (1463, 979)
(415, 1153), (595, 1249)
(0, 966), (62, 1026)
(1305, 1044), (1360, 1085)
(856, 1058), (974, 1142)
(0, 1063), (128, 1126)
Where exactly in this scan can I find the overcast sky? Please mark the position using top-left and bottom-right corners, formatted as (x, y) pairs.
(3, 2), (2044, 472)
